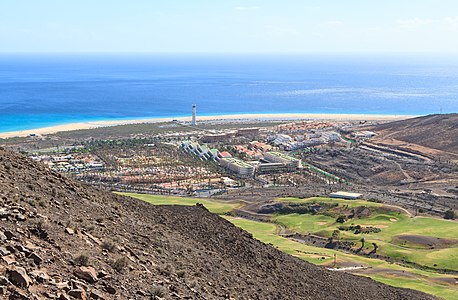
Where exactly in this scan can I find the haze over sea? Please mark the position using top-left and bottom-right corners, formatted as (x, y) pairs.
(1, 54), (458, 133)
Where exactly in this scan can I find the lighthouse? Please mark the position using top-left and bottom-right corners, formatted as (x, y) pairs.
(191, 104), (197, 126)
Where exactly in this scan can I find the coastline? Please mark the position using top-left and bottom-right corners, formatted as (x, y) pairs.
(0, 113), (414, 139)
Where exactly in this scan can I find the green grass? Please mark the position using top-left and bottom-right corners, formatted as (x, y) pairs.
(225, 216), (365, 265)
(273, 197), (458, 272)
(225, 216), (458, 300)
(367, 273), (457, 300)
(275, 214), (336, 233)
(277, 196), (383, 209)
(117, 192), (242, 214)
(124, 192), (458, 299)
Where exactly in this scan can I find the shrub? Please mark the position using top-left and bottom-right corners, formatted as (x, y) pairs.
(85, 224), (95, 232)
(74, 253), (90, 266)
(111, 256), (128, 272)
(102, 240), (117, 252)
(149, 284), (167, 298)
(368, 198), (382, 203)
(158, 264), (174, 276)
(336, 215), (347, 223)
(331, 230), (341, 240)
(444, 210), (456, 220)
(176, 269), (186, 278)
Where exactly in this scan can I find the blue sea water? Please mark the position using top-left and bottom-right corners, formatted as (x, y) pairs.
(1, 54), (458, 133)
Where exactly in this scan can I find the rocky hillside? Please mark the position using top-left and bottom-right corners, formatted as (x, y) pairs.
(0, 147), (437, 299)
(370, 113), (458, 154)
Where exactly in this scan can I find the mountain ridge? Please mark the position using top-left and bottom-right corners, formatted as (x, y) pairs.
(369, 113), (458, 157)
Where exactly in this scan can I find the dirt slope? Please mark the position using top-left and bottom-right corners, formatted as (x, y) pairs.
(0, 148), (437, 299)
(370, 113), (458, 154)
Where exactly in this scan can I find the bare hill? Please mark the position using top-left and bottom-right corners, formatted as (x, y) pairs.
(0, 147), (437, 299)
(370, 114), (458, 155)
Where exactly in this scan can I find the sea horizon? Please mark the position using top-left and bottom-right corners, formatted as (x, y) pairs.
(1, 53), (457, 133)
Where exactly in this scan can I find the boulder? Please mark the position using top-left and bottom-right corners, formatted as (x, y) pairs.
(104, 285), (116, 295)
(70, 279), (88, 290)
(0, 208), (9, 218)
(2, 255), (16, 265)
(15, 213), (27, 221)
(4, 230), (15, 240)
(0, 246), (10, 256)
(9, 288), (31, 300)
(15, 244), (32, 256)
(52, 281), (70, 289)
(74, 266), (98, 283)
(30, 269), (50, 283)
(58, 293), (71, 300)
(5, 245), (16, 253)
(0, 275), (11, 285)
(28, 252), (43, 265)
(68, 289), (87, 300)
(7, 266), (32, 288)
(96, 270), (109, 279)
(89, 289), (107, 300)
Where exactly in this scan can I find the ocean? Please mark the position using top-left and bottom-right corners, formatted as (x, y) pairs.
(1, 54), (458, 133)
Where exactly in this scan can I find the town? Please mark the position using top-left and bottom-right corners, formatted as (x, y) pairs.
(5, 112), (454, 220)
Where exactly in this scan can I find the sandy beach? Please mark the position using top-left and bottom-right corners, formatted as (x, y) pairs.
(0, 113), (414, 139)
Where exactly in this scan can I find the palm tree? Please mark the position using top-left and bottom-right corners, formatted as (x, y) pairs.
(371, 242), (378, 254)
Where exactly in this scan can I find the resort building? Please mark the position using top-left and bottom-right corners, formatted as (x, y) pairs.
(249, 141), (272, 152)
(208, 148), (220, 160)
(236, 127), (260, 136)
(195, 144), (211, 160)
(271, 134), (293, 146)
(200, 132), (233, 143)
(217, 151), (233, 160)
(351, 131), (377, 139)
(263, 152), (301, 169)
(219, 157), (255, 177)
(257, 163), (289, 174)
(181, 141), (219, 161)
(322, 131), (341, 142)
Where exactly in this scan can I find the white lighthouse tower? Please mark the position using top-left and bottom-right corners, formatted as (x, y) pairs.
(191, 104), (197, 126)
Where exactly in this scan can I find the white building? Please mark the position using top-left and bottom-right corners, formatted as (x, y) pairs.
(329, 191), (362, 200)
(322, 131), (341, 142)
(220, 157), (255, 177)
(272, 134), (293, 146)
(263, 152), (301, 169)
(352, 131), (376, 139)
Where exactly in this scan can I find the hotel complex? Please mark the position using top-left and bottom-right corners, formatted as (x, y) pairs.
(219, 157), (255, 177)
(181, 140), (301, 178)
(263, 152), (301, 169)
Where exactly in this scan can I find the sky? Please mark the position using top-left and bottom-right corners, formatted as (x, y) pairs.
(1, 0), (458, 54)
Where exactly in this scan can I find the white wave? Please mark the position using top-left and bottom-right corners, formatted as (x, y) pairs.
(274, 87), (439, 98)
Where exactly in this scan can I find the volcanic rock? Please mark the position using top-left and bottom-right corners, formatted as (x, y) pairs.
(7, 266), (32, 288)
(74, 266), (98, 283)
